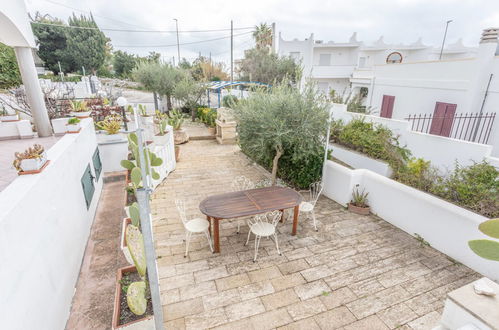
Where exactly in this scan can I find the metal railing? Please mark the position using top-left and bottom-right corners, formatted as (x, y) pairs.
(405, 112), (496, 144)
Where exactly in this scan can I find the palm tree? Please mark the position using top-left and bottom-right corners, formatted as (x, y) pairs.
(253, 23), (273, 50)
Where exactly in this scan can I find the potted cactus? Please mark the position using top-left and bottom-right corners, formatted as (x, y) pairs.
(152, 111), (170, 145)
(97, 114), (123, 142)
(120, 133), (163, 186)
(121, 203), (141, 265)
(66, 117), (81, 133)
(69, 100), (92, 118)
(0, 107), (19, 121)
(168, 109), (188, 145)
(13, 144), (48, 174)
(139, 104), (154, 125)
(113, 224), (154, 329)
(348, 184), (370, 215)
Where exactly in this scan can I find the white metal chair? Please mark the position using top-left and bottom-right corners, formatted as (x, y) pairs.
(245, 210), (282, 262)
(300, 181), (323, 231)
(175, 199), (213, 257)
(231, 176), (255, 233)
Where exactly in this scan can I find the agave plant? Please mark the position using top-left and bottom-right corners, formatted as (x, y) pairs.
(96, 114), (122, 135)
(12, 144), (45, 172)
(69, 100), (88, 112)
(469, 218), (499, 261)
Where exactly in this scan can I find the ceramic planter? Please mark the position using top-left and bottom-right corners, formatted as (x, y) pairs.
(0, 114), (19, 121)
(52, 118), (70, 135)
(20, 152), (47, 172)
(112, 265), (154, 329)
(348, 203), (370, 215)
(66, 123), (81, 133)
(152, 134), (168, 145)
(103, 133), (122, 142)
(71, 111), (92, 118)
(120, 218), (134, 264)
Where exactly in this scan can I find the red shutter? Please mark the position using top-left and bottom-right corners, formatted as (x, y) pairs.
(380, 95), (395, 118)
(429, 102), (457, 137)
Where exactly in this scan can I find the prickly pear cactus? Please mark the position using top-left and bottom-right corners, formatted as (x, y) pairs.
(126, 224), (147, 277)
(129, 202), (140, 227)
(469, 218), (499, 261)
(127, 281), (147, 315)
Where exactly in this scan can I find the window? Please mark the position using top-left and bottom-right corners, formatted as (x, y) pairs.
(386, 52), (403, 64)
(92, 147), (102, 181)
(81, 164), (95, 209)
(319, 54), (331, 66)
(289, 52), (301, 61)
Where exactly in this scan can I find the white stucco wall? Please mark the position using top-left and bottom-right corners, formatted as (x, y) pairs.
(322, 160), (499, 281)
(0, 119), (103, 330)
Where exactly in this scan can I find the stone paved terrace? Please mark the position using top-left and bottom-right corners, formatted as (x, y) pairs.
(150, 139), (480, 330)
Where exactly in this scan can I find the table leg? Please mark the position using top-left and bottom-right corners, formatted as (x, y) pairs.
(292, 205), (299, 235)
(214, 218), (220, 253)
(279, 209), (284, 223)
(207, 215), (212, 236)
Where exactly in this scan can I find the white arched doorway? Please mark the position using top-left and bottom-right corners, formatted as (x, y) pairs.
(0, 1), (52, 136)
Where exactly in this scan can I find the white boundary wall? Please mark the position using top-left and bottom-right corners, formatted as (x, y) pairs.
(0, 119), (103, 330)
(322, 160), (499, 281)
(331, 105), (499, 171)
(330, 143), (392, 177)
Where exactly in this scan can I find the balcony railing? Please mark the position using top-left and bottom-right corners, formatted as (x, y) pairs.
(405, 112), (496, 144)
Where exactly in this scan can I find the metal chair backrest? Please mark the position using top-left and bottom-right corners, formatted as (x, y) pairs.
(309, 181), (323, 206)
(175, 199), (188, 226)
(232, 175), (254, 191)
(248, 210), (282, 229)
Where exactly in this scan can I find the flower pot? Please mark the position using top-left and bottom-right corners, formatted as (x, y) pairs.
(348, 203), (370, 215)
(71, 111), (92, 118)
(66, 123), (81, 133)
(120, 218), (134, 264)
(112, 265), (154, 329)
(175, 145), (180, 162)
(0, 114), (19, 121)
(141, 116), (154, 125)
(173, 129), (189, 145)
(152, 134), (168, 145)
(103, 133), (122, 142)
(52, 118), (70, 135)
(20, 152), (47, 172)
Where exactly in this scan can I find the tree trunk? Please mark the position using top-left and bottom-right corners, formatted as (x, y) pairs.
(166, 94), (172, 111)
(153, 92), (159, 112)
(271, 145), (283, 186)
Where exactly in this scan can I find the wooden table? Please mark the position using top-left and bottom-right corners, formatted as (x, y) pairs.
(199, 186), (303, 253)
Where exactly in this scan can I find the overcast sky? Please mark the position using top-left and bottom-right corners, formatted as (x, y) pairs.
(25, 0), (499, 66)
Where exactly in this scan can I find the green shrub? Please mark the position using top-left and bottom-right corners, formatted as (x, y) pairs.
(394, 158), (438, 191)
(431, 161), (498, 218)
(222, 94), (238, 108)
(331, 118), (411, 169)
(0, 43), (21, 88)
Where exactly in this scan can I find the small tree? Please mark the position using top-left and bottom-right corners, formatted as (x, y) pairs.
(113, 50), (137, 78)
(235, 81), (329, 185)
(174, 77), (206, 121)
(0, 43), (21, 88)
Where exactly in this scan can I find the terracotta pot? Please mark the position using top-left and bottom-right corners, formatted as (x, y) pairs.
(348, 203), (370, 215)
(112, 265), (153, 329)
(175, 145), (180, 162)
(173, 129), (189, 144)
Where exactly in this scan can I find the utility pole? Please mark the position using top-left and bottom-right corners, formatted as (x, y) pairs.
(271, 22), (276, 53)
(439, 20), (453, 60)
(174, 18), (180, 65)
(172, 56), (175, 67)
(230, 20), (234, 82)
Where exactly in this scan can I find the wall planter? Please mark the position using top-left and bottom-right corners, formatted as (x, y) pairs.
(141, 116), (154, 125)
(66, 123), (81, 133)
(71, 111), (92, 118)
(0, 114), (19, 121)
(120, 218), (134, 264)
(52, 118), (70, 135)
(152, 133), (168, 146)
(19, 152), (48, 173)
(112, 265), (154, 330)
(102, 133), (122, 142)
(348, 203), (370, 215)
(330, 143), (393, 177)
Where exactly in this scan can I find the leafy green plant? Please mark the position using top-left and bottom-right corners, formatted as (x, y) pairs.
(67, 117), (80, 124)
(235, 80), (329, 187)
(138, 104), (149, 117)
(394, 158), (438, 192)
(222, 95), (238, 108)
(469, 218), (499, 261)
(351, 185), (369, 207)
(0, 42), (21, 88)
(197, 107), (217, 127)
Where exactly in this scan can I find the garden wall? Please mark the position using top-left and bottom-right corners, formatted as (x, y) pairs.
(0, 119), (103, 330)
(322, 160), (499, 281)
(331, 106), (498, 171)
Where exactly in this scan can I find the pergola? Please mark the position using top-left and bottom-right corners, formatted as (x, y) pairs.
(0, 1), (52, 136)
(206, 81), (271, 108)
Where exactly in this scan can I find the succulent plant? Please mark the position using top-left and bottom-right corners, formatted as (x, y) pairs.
(155, 110), (169, 135)
(96, 114), (122, 135)
(12, 144), (45, 172)
(168, 109), (184, 131)
(69, 100), (88, 112)
(469, 218), (499, 261)
(67, 117), (80, 125)
(139, 104), (149, 116)
(126, 281), (147, 315)
(129, 202), (141, 227)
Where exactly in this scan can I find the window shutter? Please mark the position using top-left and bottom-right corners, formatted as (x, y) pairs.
(380, 95), (395, 118)
(81, 164), (95, 209)
(92, 148), (102, 181)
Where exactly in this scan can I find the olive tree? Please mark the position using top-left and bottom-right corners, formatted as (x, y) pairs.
(174, 76), (206, 121)
(235, 82), (329, 186)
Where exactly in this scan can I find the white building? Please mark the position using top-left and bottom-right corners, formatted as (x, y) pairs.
(279, 29), (499, 157)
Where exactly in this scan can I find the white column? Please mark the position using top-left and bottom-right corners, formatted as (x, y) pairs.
(13, 47), (52, 137)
